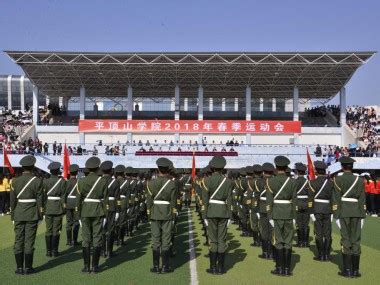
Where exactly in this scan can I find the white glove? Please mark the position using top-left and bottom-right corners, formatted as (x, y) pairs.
(361, 219), (364, 229)
(330, 215), (333, 222)
(336, 219), (341, 229)
(12, 220), (14, 225)
(79, 219), (82, 228)
(102, 218), (107, 227)
(256, 213), (260, 219)
(227, 219), (231, 227)
(293, 219), (296, 226)
(269, 219), (274, 227)
(310, 214), (316, 222)
(115, 213), (119, 221)
(204, 219), (209, 227)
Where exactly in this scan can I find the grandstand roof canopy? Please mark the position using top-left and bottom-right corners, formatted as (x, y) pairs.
(5, 51), (375, 100)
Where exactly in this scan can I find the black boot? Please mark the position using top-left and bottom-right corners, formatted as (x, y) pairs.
(283, 248), (292, 276)
(92, 247), (101, 273)
(259, 240), (268, 259)
(108, 234), (115, 258)
(52, 235), (60, 257)
(295, 229), (302, 247)
(217, 252), (226, 274)
(14, 252), (24, 275)
(169, 235), (176, 257)
(352, 255), (361, 278)
(102, 235), (107, 258)
(66, 229), (72, 246)
(45, 235), (52, 257)
(313, 239), (323, 261)
(203, 234), (209, 247)
(267, 241), (273, 259)
(271, 248), (283, 275)
(82, 247), (91, 273)
(272, 245), (277, 261)
(150, 249), (161, 273)
(206, 251), (218, 274)
(24, 253), (36, 274)
(119, 227), (126, 246)
(304, 227), (310, 247)
(72, 224), (80, 246)
(338, 253), (352, 278)
(323, 239), (332, 261)
(161, 250), (174, 273)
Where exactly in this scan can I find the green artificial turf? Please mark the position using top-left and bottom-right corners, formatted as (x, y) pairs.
(1, 208), (379, 285)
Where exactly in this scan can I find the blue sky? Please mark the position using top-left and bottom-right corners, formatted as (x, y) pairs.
(0, 0), (379, 105)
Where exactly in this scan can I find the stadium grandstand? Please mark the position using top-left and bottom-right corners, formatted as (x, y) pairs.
(1, 51), (379, 172)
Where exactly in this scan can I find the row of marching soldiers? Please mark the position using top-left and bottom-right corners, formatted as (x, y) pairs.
(194, 155), (366, 278)
(10, 154), (191, 275)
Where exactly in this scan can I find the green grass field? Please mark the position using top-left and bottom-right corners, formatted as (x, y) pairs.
(1, 209), (379, 285)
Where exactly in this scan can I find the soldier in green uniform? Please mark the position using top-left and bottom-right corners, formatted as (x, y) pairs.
(100, 161), (120, 258)
(65, 164), (80, 246)
(146, 157), (177, 273)
(10, 155), (43, 275)
(202, 156), (233, 275)
(76, 157), (108, 273)
(43, 161), (66, 257)
(308, 160), (333, 261)
(333, 156), (366, 278)
(115, 165), (128, 245)
(294, 163), (311, 247)
(249, 165), (262, 246)
(267, 156), (297, 276)
(128, 168), (138, 236)
(182, 169), (192, 207)
(235, 169), (245, 233)
(256, 163), (275, 259)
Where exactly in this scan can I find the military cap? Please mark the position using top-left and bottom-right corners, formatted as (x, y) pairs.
(314, 160), (327, 170)
(253, 164), (263, 173)
(339, 156), (356, 164)
(239, 167), (247, 176)
(69, 164), (79, 173)
(48, 161), (61, 170)
(85, 156), (101, 169)
(262, 162), (275, 172)
(100, 160), (113, 171)
(204, 165), (211, 174)
(209, 156), (226, 169)
(274, 155), (290, 167)
(245, 166), (254, 175)
(156, 157), (172, 168)
(114, 164), (125, 173)
(295, 163), (307, 172)
(285, 167), (292, 174)
(83, 168), (90, 174)
(125, 166), (134, 175)
(19, 155), (36, 167)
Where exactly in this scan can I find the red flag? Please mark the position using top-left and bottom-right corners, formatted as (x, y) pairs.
(63, 143), (71, 179)
(3, 148), (14, 175)
(191, 152), (196, 179)
(306, 147), (316, 180)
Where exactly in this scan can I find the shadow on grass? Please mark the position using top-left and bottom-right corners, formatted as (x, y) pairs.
(35, 245), (82, 271)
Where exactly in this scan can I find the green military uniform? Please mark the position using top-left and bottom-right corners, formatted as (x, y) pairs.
(100, 161), (120, 258)
(182, 171), (192, 207)
(116, 165), (129, 245)
(333, 156), (366, 278)
(146, 158), (177, 274)
(43, 162), (66, 257)
(308, 160), (333, 261)
(266, 156), (297, 276)
(247, 165), (261, 246)
(235, 169), (245, 233)
(202, 156), (233, 275)
(76, 157), (108, 273)
(10, 155), (43, 275)
(128, 169), (138, 236)
(65, 164), (80, 246)
(294, 163), (311, 247)
(256, 163), (275, 259)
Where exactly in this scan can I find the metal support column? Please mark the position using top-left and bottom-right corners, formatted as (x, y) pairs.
(198, 86), (203, 144)
(127, 85), (133, 143)
(20, 75), (25, 111)
(293, 86), (299, 144)
(7, 75), (12, 110)
(245, 86), (252, 144)
(174, 85), (180, 143)
(32, 85), (39, 124)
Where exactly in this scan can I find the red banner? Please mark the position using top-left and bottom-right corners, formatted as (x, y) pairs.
(79, 119), (301, 134)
